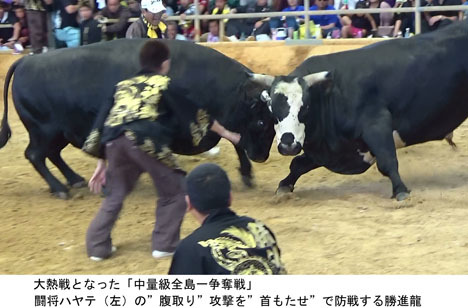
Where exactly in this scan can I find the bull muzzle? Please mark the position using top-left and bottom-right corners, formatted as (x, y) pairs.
(278, 133), (302, 155)
(278, 142), (302, 156)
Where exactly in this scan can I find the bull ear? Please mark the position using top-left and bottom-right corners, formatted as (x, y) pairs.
(303, 71), (330, 87)
(249, 73), (275, 87)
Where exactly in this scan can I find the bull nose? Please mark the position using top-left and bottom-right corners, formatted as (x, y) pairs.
(280, 133), (295, 146)
(278, 142), (302, 156)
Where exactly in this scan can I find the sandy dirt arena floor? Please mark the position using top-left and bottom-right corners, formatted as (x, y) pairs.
(1, 44), (468, 275)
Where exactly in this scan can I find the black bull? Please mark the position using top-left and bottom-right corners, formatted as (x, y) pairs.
(257, 21), (468, 201)
(0, 39), (275, 199)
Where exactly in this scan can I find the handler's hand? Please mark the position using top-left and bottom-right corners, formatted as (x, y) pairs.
(224, 131), (241, 145)
(89, 159), (107, 194)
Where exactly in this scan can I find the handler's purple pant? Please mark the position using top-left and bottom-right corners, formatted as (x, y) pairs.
(86, 135), (186, 258)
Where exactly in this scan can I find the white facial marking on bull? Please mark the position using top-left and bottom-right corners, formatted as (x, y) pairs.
(393, 130), (406, 149)
(357, 149), (376, 165)
(273, 79), (306, 146)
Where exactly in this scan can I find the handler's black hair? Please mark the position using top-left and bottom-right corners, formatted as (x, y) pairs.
(139, 40), (170, 72)
(186, 163), (231, 214)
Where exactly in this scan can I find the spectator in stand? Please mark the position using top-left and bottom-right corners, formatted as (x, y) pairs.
(209, 0), (230, 19)
(164, 0), (178, 14)
(160, 0), (174, 15)
(207, 0), (234, 36)
(229, 0), (271, 38)
(198, 0), (209, 13)
(79, 3), (102, 45)
(341, 0), (376, 37)
(1, 5), (28, 53)
(126, 0), (167, 38)
(0, 1), (20, 48)
(127, 0), (142, 17)
(393, 0), (414, 36)
(200, 19), (230, 41)
(167, 20), (187, 39)
(272, 0), (288, 11)
(96, 0), (131, 40)
(23, 0), (51, 54)
(12, 6), (28, 46)
(270, 0), (305, 39)
(209, 0), (239, 10)
(176, 0), (196, 40)
(368, 0), (392, 27)
(54, 0), (81, 47)
(422, 0), (461, 32)
(310, 0), (341, 37)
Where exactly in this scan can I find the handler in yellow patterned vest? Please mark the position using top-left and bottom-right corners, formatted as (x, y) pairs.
(82, 40), (240, 261)
(169, 163), (286, 274)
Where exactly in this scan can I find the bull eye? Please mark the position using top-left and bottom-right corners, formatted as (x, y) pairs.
(257, 120), (264, 127)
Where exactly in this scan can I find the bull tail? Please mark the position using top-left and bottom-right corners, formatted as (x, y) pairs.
(444, 132), (457, 150)
(0, 58), (22, 149)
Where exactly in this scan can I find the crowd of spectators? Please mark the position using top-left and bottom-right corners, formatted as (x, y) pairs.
(0, 0), (467, 53)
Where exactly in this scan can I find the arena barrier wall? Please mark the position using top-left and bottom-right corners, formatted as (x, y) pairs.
(1, 39), (382, 85)
(200, 39), (384, 75)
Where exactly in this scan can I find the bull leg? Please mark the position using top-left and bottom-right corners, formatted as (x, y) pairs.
(47, 138), (86, 188)
(277, 154), (319, 194)
(25, 143), (70, 199)
(234, 145), (254, 187)
(48, 152), (86, 188)
(361, 110), (410, 201)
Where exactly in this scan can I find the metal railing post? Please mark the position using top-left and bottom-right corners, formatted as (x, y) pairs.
(194, 0), (201, 42)
(415, 0), (421, 35)
(219, 19), (225, 39)
(304, 0), (311, 39)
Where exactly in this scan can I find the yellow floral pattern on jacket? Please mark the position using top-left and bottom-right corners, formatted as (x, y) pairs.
(189, 109), (211, 146)
(104, 75), (170, 127)
(198, 222), (286, 275)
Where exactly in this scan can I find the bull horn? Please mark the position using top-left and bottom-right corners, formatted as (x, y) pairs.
(303, 71), (330, 87)
(250, 74), (275, 87)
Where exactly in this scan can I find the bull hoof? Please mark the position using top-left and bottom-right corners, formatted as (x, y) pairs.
(241, 175), (255, 188)
(70, 180), (87, 188)
(53, 191), (70, 200)
(395, 192), (410, 201)
(276, 185), (294, 195)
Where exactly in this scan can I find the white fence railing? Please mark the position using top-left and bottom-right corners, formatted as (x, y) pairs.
(125, 4), (468, 41)
(1, 4), (466, 43)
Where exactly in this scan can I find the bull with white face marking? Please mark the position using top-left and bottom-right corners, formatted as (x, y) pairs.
(252, 21), (468, 201)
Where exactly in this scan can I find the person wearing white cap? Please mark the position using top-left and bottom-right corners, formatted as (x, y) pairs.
(126, 0), (168, 38)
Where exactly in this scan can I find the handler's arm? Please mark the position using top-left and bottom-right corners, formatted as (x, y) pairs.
(210, 120), (241, 145)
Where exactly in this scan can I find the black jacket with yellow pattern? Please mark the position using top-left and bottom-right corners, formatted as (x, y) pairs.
(169, 208), (286, 275)
(82, 71), (184, 169)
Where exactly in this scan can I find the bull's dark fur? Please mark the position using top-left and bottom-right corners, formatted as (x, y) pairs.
(0, 39), (275, 198)
(272, 21), (468, 200)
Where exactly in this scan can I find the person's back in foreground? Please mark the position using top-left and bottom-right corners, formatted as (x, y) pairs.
(169, 163), (286, 274)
